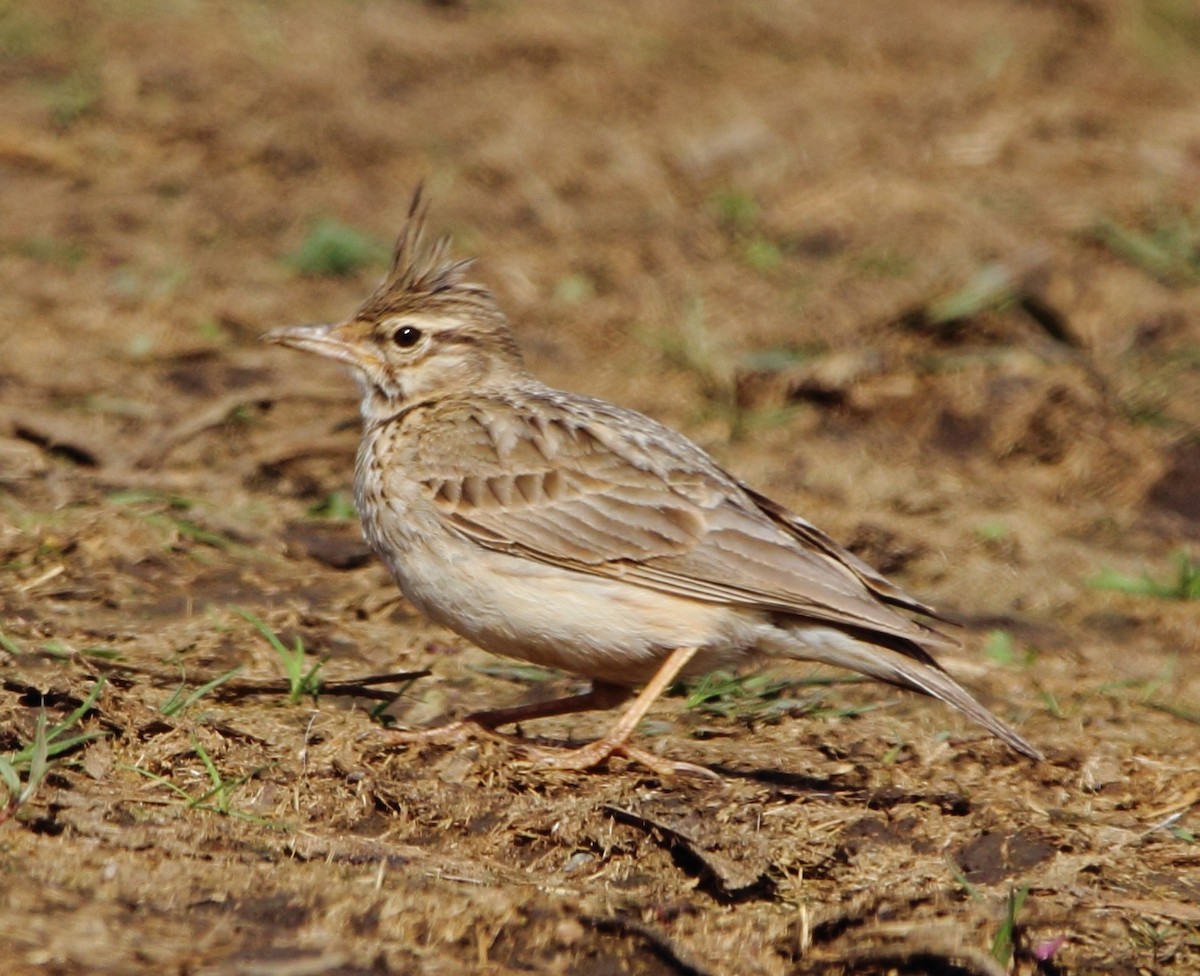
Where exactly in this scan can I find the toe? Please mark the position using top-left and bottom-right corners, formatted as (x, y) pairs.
(517, 739), (718, 778)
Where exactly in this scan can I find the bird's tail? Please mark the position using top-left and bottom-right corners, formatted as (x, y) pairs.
(770, 628), (1044, 760)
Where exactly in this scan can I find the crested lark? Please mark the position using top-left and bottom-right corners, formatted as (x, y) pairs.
(267, 190), (1042, 774)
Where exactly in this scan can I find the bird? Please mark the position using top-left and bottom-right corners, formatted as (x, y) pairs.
(265, 188), (1043, 775)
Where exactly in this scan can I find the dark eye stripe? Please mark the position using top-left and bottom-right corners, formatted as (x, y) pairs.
(432, 331), (481, 348)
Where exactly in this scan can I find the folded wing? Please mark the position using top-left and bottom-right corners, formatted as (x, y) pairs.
(402, 397), (955, 657)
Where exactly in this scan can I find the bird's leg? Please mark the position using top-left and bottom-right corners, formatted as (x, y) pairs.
(475, 682), (633, 728)
(387, 681), (634, 748)
(521, 645), (715, 777)
(390, 647), (714, 777)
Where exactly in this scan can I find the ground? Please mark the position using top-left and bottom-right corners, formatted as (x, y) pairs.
(1, 1), (1199, 973)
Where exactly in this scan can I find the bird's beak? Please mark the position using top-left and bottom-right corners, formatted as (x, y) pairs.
(263, 321), (378, 372)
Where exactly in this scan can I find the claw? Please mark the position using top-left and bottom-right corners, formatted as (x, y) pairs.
(516, 740), (719, 778)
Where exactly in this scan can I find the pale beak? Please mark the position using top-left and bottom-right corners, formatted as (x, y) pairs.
(263, 322), (377, 373)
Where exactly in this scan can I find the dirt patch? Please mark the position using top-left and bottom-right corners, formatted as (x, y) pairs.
(2, 1), (1199, 973)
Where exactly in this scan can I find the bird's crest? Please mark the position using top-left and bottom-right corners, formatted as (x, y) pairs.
(356, 185), (490, 320)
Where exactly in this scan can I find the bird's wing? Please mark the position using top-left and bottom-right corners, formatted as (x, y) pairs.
(398, 395), (953, 653)
(736, 484), (951, 622)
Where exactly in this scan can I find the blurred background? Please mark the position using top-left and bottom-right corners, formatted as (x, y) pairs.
(4, 0), (1197, 671)
(1, 1), (1199, 973)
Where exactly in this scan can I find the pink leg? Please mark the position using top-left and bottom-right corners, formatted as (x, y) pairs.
(388, 681), (633, 747)
(391, 646), (714, 777)
(519, 646), (715, 776)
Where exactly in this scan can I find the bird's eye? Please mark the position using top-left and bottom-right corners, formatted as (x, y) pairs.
(394, 326), (422, 348)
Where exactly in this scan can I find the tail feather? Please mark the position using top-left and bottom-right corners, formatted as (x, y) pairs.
(771, 628), (1044, 760)
(878, 650), (1043, 760)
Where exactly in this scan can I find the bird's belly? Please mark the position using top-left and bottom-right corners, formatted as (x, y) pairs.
(382, 541), (757, 687)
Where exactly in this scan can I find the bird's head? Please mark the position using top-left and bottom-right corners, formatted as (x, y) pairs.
(266, 188), (528, 425)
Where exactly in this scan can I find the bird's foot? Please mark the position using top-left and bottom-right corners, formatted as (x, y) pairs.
(386, 718), (502, 748)
(388, 722), (715, 778)
(516, 738), (719, 779)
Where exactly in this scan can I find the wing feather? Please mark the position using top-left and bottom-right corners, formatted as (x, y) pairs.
(402, 395), (954, 650)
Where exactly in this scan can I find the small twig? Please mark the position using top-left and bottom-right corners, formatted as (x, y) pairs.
(252, 435), (357, 471)
(80, 656), (429, 702)
(132, 388), (275, 469)
(810, 928), (1008, 976)
(582, 914), (716, 976)
(602, 804), (773, 900)
(7, 413), (105, 467)
(212, 670), (432, 702)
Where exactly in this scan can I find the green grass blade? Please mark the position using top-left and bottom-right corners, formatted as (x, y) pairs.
(298, 659), (325, 703)
(191, 737), (221, 787)
(234, 607), (289, 655)
(0, 626), (23, 655)
(160, 666), (243, 717)
(1147, 700), (1200, 725)
(234, 608), (322, 703)
(0, 758), (20, 798)
(40, 731), (106, 760)
(946, 858), (982, 902)
(121, 764), (194, 801)
(46, 677), (106, 743)
(991, 885), (1029, 965)
(1088, 551), (1200, 601)
(21, 709), (51, 805)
